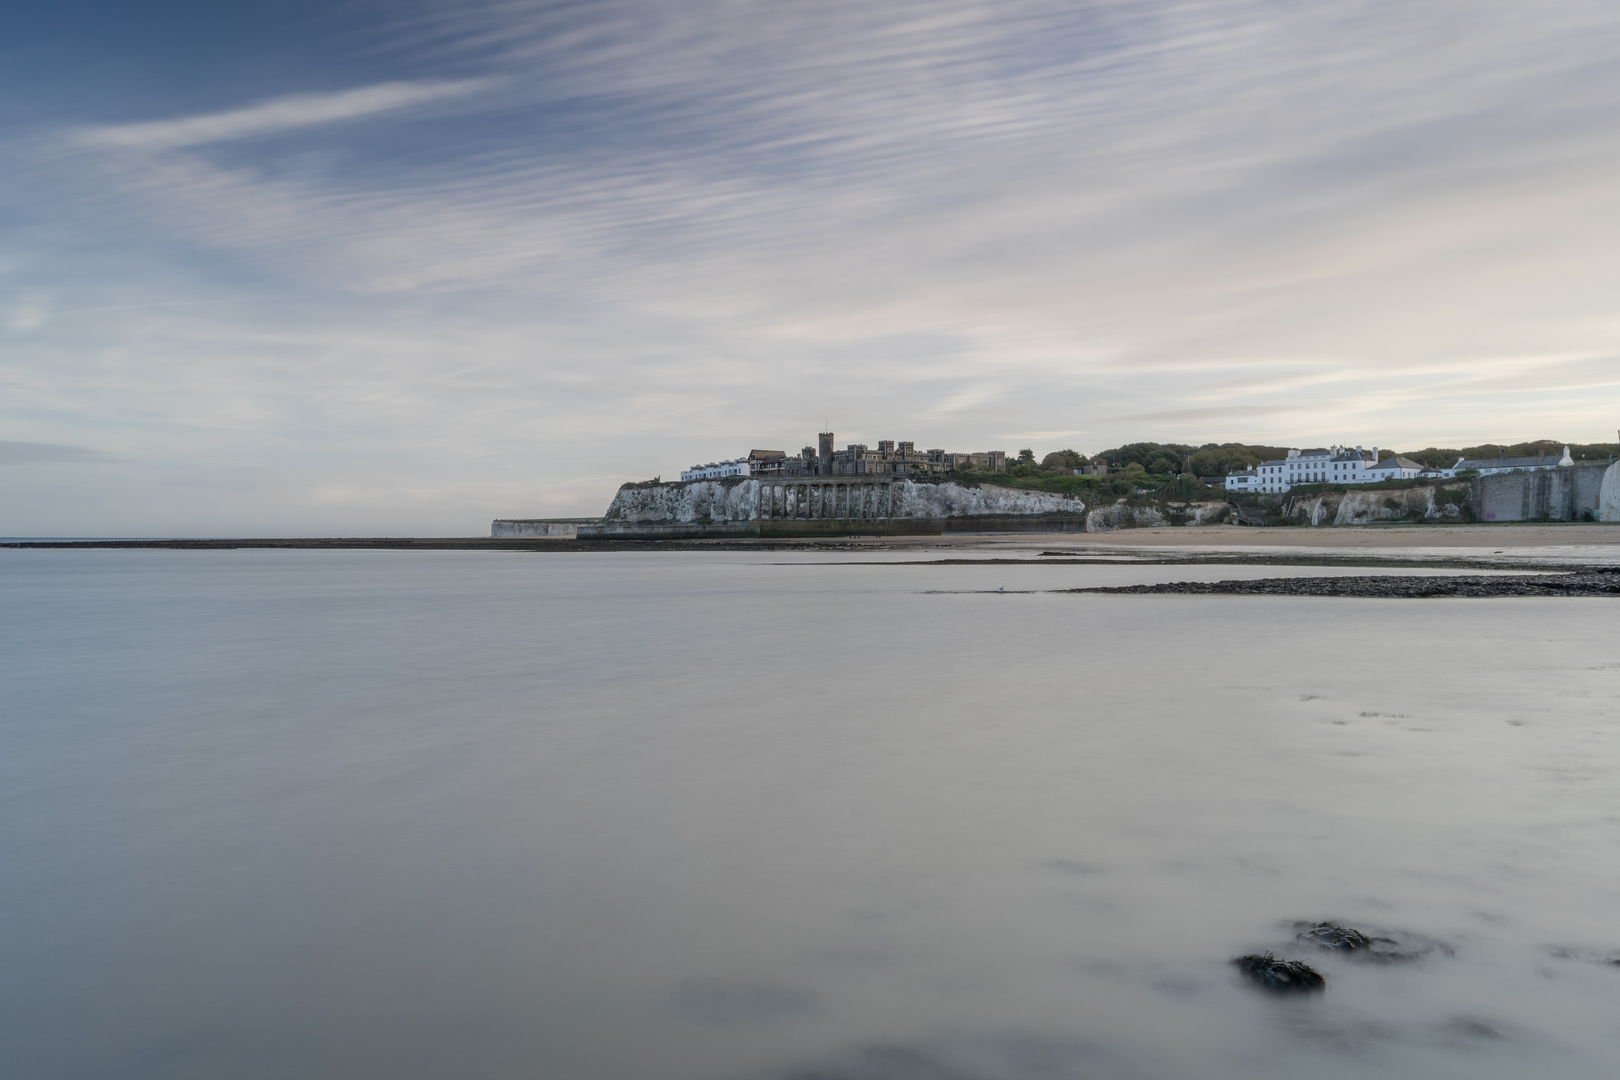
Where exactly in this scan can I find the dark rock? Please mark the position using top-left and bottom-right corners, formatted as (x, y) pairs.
(1546, 946), (1620, 967)
(1075, 571), (1620, 598)
(1289, 920), (1452, 963)
(1233, 953), (1325, 992)
(1296, 921), (1372, 952)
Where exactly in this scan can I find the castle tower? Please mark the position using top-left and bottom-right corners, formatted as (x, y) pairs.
(818, 432), (834, 469)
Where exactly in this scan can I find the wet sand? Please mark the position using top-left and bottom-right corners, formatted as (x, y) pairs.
(911, 523), (1620, 551)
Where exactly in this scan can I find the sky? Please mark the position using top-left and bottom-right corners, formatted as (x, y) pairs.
(4, 0), (1620, 535)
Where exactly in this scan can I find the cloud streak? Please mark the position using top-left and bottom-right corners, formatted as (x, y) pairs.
(0, 440), (114, 465)
(70, 78), (496, 150)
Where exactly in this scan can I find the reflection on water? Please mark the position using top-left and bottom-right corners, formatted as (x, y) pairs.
(2, 550), (1619, 1079)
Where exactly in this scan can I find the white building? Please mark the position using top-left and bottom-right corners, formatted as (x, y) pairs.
(679, 449), (793, 481)
(680, 458), (751, 481)
(1224, 466), (1259, 492)
(1363, 455), (1424, 482)
(1441, 447), (1572, 477)
(1231, 446), (1379, 493)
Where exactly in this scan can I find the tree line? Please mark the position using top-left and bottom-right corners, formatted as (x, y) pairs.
(1005, 440), (1620, 478)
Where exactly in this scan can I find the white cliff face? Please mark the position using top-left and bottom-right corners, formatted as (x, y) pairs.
(1084, 500), (1228, 531)
(603, 479), (759, 523)
(897, 481), (1084, 518)
(1291, 485), (1468, 525)
(600, 479), (1085, 522)
(1600, 462), (1620, 522)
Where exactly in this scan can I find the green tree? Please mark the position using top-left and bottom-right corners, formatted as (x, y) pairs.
(1093, 442), (1196, 472)
(1186, 443), (1291, 477)
(1040, 449), (1087, 471)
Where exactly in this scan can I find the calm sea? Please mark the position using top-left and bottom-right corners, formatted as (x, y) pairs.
(3, 549), (1618, 1079)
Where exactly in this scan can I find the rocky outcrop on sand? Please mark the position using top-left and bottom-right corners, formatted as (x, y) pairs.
(1077, 570), (1620, 598)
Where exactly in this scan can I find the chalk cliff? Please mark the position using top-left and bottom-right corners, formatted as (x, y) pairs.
(1290, 484), (1471, 525)
(1601, 462), (1620, 522)
(899, 481), (1086, 519)
(583, 477), (1088, 537)
(1084, 500), (1230, 531)
(601, 478), (760, 524)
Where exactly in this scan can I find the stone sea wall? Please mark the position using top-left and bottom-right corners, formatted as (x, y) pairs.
(1474, 461), (1611, 522)
(490, 520), (584, 538)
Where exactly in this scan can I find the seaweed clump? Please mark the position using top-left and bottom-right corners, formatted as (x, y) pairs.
(1232, 953), (1325, 992)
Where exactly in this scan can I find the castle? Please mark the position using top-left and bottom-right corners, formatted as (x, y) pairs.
(681, 432), (1007, 482)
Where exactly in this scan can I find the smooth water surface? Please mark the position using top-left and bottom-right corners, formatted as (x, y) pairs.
(3, 550), (1619, 1079)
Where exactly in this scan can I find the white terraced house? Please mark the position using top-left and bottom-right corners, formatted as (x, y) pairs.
(1227, 446), (1379, 494)
(680, 458), (751, 481)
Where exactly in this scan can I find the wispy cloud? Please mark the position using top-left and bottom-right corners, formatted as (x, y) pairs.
(70, 78), (496, 150)
(0, 440), (114, 465)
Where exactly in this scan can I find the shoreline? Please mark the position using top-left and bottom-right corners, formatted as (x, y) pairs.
(9, 518), (1620, 563)
(4, 521), (1619, 558)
